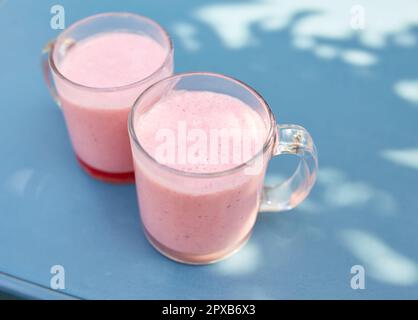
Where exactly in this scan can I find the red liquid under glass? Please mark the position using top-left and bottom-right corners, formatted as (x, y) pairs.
(76, 154), (135, 184)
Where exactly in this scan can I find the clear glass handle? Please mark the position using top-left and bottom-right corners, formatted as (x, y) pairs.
(41, 40), (61, 107)
(260, 124), (318, 212)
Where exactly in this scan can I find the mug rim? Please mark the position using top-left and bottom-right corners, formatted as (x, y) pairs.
(48, 12), (174, 92)
(128, 71), (277, 178)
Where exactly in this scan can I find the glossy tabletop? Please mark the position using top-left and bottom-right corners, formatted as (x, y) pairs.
(1, 0), (418, 299)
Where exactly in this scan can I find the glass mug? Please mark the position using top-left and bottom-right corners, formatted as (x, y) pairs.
(42, 12), (173, 183)
(128, 72), (318, 264)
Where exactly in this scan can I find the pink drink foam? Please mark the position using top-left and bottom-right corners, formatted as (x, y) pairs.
(132, 90), (268, 262)
(55, 32), (171, 174)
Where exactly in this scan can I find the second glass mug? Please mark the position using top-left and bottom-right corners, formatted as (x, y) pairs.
(129, 72), (318, 264)
(42, 12), (174, 183)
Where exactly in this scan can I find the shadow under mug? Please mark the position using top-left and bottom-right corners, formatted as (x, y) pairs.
(42, 12), (173, 183)
(128, 72), (318, 264)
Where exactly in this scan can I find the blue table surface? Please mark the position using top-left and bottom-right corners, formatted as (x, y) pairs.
(1, 0), (418, 299)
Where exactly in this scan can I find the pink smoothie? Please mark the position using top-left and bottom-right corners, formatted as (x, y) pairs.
(132, 90), (269, 263)
(54, 32), (172, 175)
